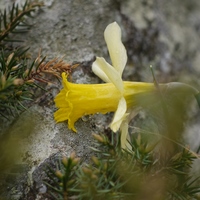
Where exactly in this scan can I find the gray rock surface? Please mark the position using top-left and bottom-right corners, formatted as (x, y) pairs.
(1, 0), (200, 199)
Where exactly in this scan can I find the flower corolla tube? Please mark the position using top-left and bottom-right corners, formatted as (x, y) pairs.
(54, 22), (199, 148)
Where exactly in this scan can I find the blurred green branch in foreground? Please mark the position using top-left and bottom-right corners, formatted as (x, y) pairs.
(46, 130), (200, 200)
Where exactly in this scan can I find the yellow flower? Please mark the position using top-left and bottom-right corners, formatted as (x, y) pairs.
(54, 21), (155, 148)
(54, 72), (155, 132)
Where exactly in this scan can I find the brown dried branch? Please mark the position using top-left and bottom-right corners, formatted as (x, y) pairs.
(28, 52), (79, 84)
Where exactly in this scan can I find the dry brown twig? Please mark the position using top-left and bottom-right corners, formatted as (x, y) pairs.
(29, 51), (79, 84)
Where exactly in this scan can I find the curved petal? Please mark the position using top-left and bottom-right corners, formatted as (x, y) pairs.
(120, 121), (129, 149)
(104, 22), (127, 76)
(110, 97), (128, 132)
(92, 57), (123, 92)
(92, 57), (111, 83)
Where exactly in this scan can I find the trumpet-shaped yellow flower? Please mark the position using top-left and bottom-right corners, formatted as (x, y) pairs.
(54, 72), (155, 132)
(54, 21), (156, 148)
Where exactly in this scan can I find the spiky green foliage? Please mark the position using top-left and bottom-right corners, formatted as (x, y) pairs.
(45, 152), (80, 200)
(0, 1), (43, 44)
(0, 47), (45, 118)
(0, 1), (47, 118)
(46, 132), (200, 200)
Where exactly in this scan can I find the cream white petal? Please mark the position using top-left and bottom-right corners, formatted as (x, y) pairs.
(92, 57), (111, 83)
(120, 109), (140, 150)
(110, 97), (128, 132)
(104, 22), (127, 76)
(120, 121), (129, 149)
(92, 57), (124, 92)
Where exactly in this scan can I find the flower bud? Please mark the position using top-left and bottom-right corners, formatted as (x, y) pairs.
(13, 78), (24, 86)
(26, 79), (34, 84)
(91, 174), (98, 181)
(62, 156), (68, 167)
(1, 74), (6, 87)
(72, 157), (80, 166)
(82, 167), (92, 176)
(55, 170), (63, 179)
(23, 69), (29, 77)
(70, 151), (76, 160)
(16, 91), (22, 96)
(6, 53), (14, 65)
(67, 179), (75, 187)
(91, 156), (100, 166)
(103, 163), (108, 171)
(92, 134), (104, 143)
(11, 65), (19, 71)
